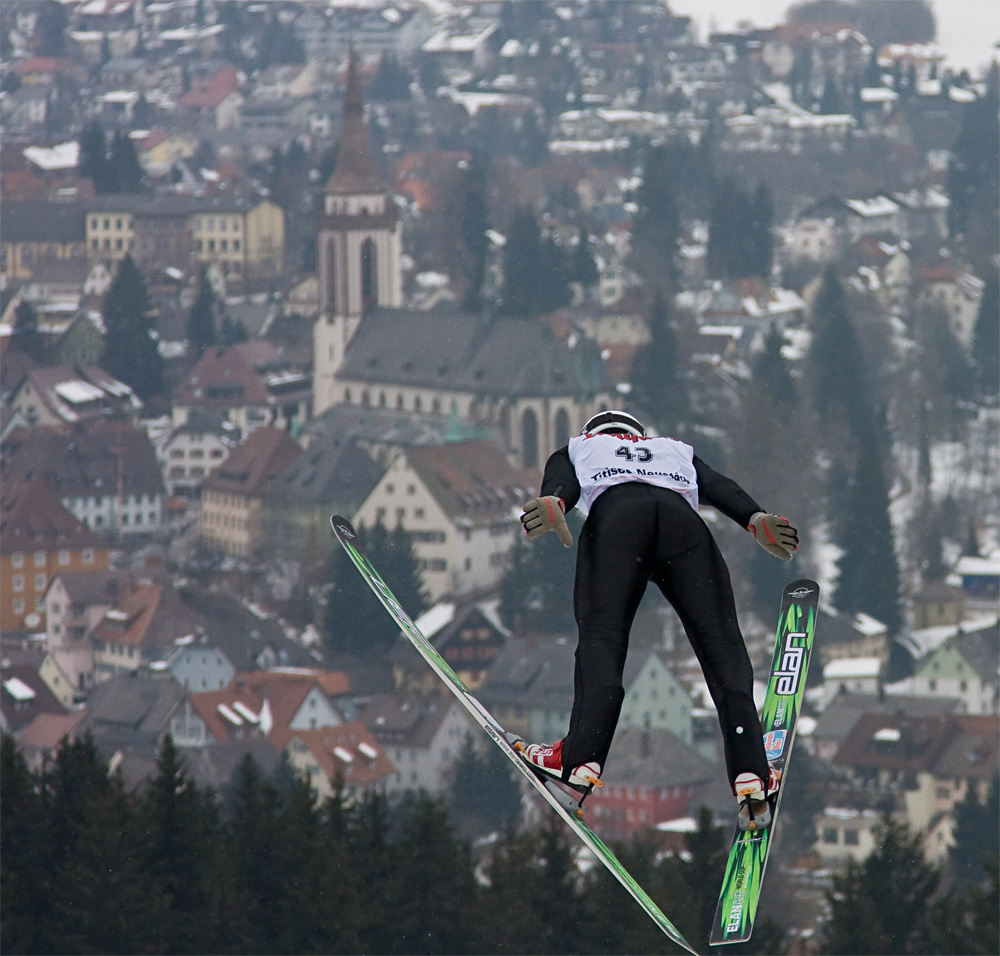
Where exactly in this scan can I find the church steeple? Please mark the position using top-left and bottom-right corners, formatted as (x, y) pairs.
(313, 48), (403, 419)
(325, 50), (383, 195)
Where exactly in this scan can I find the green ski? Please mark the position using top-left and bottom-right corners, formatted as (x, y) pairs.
(332, 516), (700, 956)
(710, 579), (820, 946)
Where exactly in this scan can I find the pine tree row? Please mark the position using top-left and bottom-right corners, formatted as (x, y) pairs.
(3, 734), (995, 955)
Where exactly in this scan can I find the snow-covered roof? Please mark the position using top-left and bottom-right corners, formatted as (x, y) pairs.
(23, 141), (79, 171)
(823, 657), (882, 680)
(955, 555), (1000, 577)
(845, 196), (899, 218)
(414, 602), (456, 639)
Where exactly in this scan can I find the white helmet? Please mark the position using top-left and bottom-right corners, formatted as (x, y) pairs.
(581, 410), (646, 438)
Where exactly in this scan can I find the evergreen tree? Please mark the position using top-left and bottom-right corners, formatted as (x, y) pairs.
(43, 735), (165, 954)
(819, 814), (940, 955)
(100, 255), (165, 400)
(950, 774), (1000, 887)
(446, 733), (521, 837)
(348, 791), (402, 953)
(947, 87), (1000, 241)
(499, 207), (571, 317)
(139, 736), (220, 954)
(818, 74), (842, 114)
(732, 325), (815, 617)
(187, 268), (218, 358)
(370, 52), (412, 101)
(748, 182), (775, 278)
(630, 144), (680, 293)
(459, 152), (490, 312)
(708, 177), (773, 280)
(323, 520), (428, 656)
(498, 526), (578, 635)
(10, 300), (46, 363)
(34, 0), (68, 56)
(220, 314), (248, 345)
(571, 226), (599, 294)
(107, 130), (145, 194)
(77, 119), (109, 192)
(0, 735), (56, 954)
(480, 819), (585, 953)
(807, 264), (875, 447)
(217, 754), (288, 953)
(629, 292), (689, 437)
(390, 793), (479, 954)
(833, 423), (903, 635)
(971, 272), (999, 397)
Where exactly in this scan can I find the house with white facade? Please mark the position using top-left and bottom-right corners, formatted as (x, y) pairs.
(353, 439), (537, 601)
(360, 693), (472, 797)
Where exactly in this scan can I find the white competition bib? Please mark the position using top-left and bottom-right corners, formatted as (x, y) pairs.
(567, 433), (699, 517)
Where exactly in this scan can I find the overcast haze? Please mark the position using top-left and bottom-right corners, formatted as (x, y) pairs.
(667, 0), (1000, 74)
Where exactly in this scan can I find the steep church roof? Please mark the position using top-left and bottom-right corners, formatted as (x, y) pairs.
(325, 52), (384, 195)
(338, 308), (612, 399)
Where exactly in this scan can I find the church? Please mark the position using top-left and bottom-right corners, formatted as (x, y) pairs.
(311, 55), (616, 470)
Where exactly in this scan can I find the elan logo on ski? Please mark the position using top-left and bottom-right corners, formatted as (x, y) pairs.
(710, 579), (820, 948)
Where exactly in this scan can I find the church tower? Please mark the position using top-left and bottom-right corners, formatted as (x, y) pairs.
(312, 53), (403, 417)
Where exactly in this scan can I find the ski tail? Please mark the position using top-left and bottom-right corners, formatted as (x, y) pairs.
(709, 579), (820, 947)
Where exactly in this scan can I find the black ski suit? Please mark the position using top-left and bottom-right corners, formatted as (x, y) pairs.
(539, 443), (770, 789)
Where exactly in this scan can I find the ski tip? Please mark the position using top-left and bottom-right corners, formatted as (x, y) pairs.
(785, 579), (820, 599)
(331, 515), (357, 541)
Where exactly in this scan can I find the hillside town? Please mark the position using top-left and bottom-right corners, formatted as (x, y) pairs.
(1, 1), (998, 950)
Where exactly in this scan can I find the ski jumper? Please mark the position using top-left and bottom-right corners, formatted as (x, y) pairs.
(540, 432), (769, 789)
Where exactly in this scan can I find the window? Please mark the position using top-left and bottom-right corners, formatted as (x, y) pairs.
(34, 574), (46, 591)
(11, 553), (23, 568)
(823, 828), (839, 844)
(82, 549), (94, 565)
(844, 829), (859, 846)
(522, 409), (539, 468)
(58, 550), (70, 565)
(12, 575), (24, 592)
(34, 551), (45, 567)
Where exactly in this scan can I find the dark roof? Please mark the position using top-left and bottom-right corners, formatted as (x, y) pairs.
(405, 440), (539, 524)
(1, 201), (86, 243)
(812, 692), (961, 744)
(181, 738), (283, 792)
(0, 476), (106, 554)
(477, 636), (576, 711)
(263, 433), (382, 508)
(599, 726), (716, 789)
(48, 568), (135, 605)
(339, 309), (613, 398)
(82, 673), (186, 746)
(951, 625), (1000, 682)
(2, 423), (164, 499)
(90, 584), (208, 651)
(359, 693), (455, 748)
(834, 712), (956, 774)
(202, 426), (302, 496)
(1, 663), (67, 734)
(325, 51), (384, 195)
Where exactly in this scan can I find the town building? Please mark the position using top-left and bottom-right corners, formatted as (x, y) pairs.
(311, 53), (616, 469)
(353, 439), (537, 600)
(0, 477), (110, 633)
(199, 425), (302, 558)
(173, 340), (311, 437)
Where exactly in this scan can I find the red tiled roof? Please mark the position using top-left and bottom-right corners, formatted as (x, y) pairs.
(178, 65), (240, 109)
(201, 426), (301, 496)
(288, 721), (396, 786)
(0, 476), (107, 555)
